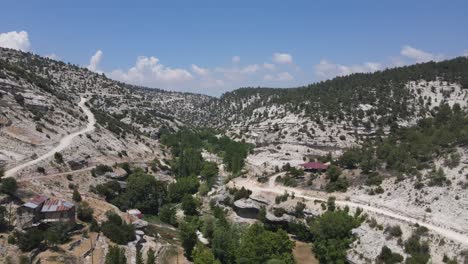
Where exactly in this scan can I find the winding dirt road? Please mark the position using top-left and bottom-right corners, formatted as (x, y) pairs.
(4, 97), (95, 177)
(234, 173), (468, 246)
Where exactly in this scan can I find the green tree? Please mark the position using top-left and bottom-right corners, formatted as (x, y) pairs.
(192, 243), (220, 264)
(54, 152), (64, 163)
(16, 228), (44, 251)
(101, 211), (135, 244)
(136, 246), (144, 264)
(113, 169), (167, 214)
(159, 204), (177, 226)
(77, 201), (94, 222)
(45, 223), (70, 247)
(146, 248), (156, 264)
(0, 205), (7, 230)
(200, 161), (219, 187)
(235, 223), (295, 264)
(182, 195), (199, 216)
(179, 220), (198, 260)
(72, 188), (82, 202)
(377, 246), (404, 264)
(326, 165), (342, 182)
(310, 209), (361, 263)
(339, 149), (361, 169)
(105, 245), (127, 264)
(1, 178), (17, 195)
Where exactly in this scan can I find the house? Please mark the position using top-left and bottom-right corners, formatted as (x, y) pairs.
(16, 196), (75, 229)
(299, 162), (329, 172)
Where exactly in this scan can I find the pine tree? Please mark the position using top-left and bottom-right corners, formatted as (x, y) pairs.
(72, 188), (82, 202)
(146, 248), (156, 264)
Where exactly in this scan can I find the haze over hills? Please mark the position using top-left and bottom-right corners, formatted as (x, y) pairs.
(1, 47), (468, 263)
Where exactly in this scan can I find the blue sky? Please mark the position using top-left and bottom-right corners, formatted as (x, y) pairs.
(1, 0), (467, 96)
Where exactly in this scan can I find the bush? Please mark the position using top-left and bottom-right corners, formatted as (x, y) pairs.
(377, 246), (404, 264)
(72, 188), (82, 202)
(77, 202), (94, 222)
(105, 245), (127, 264)
(325, 177), (348, 192)
(159, 204), (177, 226)
(101, 211), (135, 244)
(16, 228), (44, 251)
(91, 164), (113, 177)
(1, 177), (17, 195)
(404, 234), (430, 264)
(37, 166), (46, 174)
(385, 225), (403, 237)
(54, 152), (64, 163)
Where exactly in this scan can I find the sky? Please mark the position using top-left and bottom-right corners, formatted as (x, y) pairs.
(1, 0), (467, 96)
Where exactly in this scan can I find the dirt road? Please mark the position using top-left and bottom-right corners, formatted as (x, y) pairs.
(5, 97), (96, 177)
(234, 173), (468, 246)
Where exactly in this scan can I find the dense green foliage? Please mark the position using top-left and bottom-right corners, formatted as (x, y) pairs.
(105, 245), (127, 264)
(159, 204), (178, 226)
(111, 169), (167, 214)
(236, 223), (295, 264)
(77, 201), (94, 222)
(91, 164), (113, 177)
(404, 233), (430, 264)
(101, 211), (135, 244)
(16, 228), (44, 252)
(377, 246), (404, 264)
(161, 128), (252, 176)
(178, 205), (297, 264)
(0, 178), (17, 195)
(45, 222), (71, 247)
(310, 208), (363, 263)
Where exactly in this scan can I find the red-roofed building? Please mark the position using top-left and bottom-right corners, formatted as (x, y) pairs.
(299, 162), (329, 172)
(16, 195), (75, 229)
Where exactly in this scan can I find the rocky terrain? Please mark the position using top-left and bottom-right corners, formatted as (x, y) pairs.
(1, 48), (468, 263)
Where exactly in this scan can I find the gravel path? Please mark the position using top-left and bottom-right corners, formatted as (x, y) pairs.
(4, 97), (95, 177)
(235, 173), (468, 246)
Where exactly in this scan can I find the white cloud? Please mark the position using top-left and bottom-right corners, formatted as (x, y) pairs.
(45, 53), (60, 60)
(103, 53), (296, 95)
(87, 50), (103, 72)
(191, 64), (209, 76)
(264, 72), (294, 82)
(240, 64), (260, 74)
(314, 60), (383, 79)
(273, 52), (293, 64)
(0, 31), (31, 51)
(463, 50), (468, 57)
(263, 63), (275, 70)
(400, 45), (443, 63)
(109, 56), (193, 86)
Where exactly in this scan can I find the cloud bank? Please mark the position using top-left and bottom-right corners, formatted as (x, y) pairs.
(0, 31), (31, 51)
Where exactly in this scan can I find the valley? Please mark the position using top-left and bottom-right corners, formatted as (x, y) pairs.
(0, 48), (467, 264)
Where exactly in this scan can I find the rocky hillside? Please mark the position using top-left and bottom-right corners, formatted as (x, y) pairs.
(2, 47), (468, 175)
(197, 58), (468, 170)
(0, 48), (210, 177)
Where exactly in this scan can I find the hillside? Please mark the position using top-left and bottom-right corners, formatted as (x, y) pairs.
(202, 58), (468, 172)
(1, 48), (468, 263)
(0, 47), (213, 178)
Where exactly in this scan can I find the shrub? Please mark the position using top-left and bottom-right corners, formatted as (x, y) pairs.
(54, 152), (64, 163)
(91, 164), (113, 177)
(385, 225), (403, 237)
(101, 211), (135, 244)
(77, 202), (94, 222)
(159, 204), (177, 226)
(377, 246), (404, 264)
(1, 178), (17, 195)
